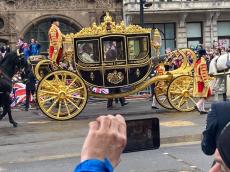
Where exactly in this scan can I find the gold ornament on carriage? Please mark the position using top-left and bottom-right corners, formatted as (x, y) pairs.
(107, 70), (124, 84)
(65, 12), (152, 39)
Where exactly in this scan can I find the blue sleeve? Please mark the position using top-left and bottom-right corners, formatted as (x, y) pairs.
(201, 103), (218, 155)
(74, 159), (113, 172)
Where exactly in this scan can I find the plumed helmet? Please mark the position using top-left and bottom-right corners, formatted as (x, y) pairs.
(50, 16), (58, 24)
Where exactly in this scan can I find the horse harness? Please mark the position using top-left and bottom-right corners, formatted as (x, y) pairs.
(216, 53), (230, 73)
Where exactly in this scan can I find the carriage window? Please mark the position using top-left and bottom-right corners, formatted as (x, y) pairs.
(103, 38), (125, 61)
(128, 37), (148, 60)
(77, 40), (99, 63)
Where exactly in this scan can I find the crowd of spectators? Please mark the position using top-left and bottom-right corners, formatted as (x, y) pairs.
(0, 38), (41, 62)
(163, 42), (230, 72)
(17, 38), (41, 60)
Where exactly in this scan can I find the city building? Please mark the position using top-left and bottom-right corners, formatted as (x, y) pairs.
(123, 0), (230, 53)
(0, 0), (122, 52)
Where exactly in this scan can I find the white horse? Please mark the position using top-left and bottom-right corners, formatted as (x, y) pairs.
(209, 53), (230, 92)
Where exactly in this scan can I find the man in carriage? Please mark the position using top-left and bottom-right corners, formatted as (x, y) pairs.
(194, 48), (212, 114)
(48, 17), (64, 65)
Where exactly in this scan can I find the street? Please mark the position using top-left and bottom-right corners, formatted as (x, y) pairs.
(0, 99), (215, 172)
(0, 144), (213, 172)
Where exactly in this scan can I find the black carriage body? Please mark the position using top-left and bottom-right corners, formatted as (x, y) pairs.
(74, 34), (152, 88)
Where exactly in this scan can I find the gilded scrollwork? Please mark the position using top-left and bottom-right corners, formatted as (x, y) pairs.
(14, 0), (86, 9)
(69, 12), (151, 38)
(107, 70), (124, 85)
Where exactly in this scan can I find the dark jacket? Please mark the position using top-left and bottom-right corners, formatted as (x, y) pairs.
(22, 66), (36, 91)
(201, 101), (230, 155)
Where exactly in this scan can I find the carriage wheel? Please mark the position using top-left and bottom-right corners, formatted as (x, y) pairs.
(34, 59), (52, 81)
(154, 81), (173, 109)
(36, 70), (88, 120)
(167, 75), (198, 112)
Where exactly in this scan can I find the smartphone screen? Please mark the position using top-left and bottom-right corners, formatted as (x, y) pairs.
(123, 118), (160, 153)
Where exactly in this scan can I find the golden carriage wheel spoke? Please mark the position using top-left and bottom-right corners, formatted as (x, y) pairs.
(57, 100), (62, 118)
(44, 80), (59, 92)
(188, 96), (197, 105)
(66, 98), (80, 110)
(67, 77), (78, 90)
(171, 95), (182, 102)
(185, 80), (193, 90)
(64, 99), (71, 117)
(177, 97), (185, 108)
(67, 95), (85, 100)
(67, 87), (84, 94)
(169, 91), (181, 95)
(54, 74), (61, 83)
(39, 90), (59, 96)
(174, 84), (183, 92)
(46, 99), (59, 113)
(62, 73), (67, 83)
(40, 95), (57, 104)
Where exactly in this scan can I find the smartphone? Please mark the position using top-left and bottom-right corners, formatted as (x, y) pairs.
(123, 118), (160, 153)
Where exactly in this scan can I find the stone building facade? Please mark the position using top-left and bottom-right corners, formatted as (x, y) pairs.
(0, 0), (122, 52)
(123, 0), (230, 53)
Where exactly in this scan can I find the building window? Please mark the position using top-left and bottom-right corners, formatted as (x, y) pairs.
(217, 21), (230, 49)
(0, 18), (4, 30)
(186, 22), (203, 49)
(145, 23), (176, 54)
(24, 18), (79, 53)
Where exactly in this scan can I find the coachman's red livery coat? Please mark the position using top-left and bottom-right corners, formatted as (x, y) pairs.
(193, 57), (211, 98)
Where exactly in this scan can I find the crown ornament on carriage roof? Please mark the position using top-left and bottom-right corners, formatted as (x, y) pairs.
(65, 12), (151, 39)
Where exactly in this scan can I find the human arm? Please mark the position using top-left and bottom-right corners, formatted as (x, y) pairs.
(201, 103), (218, 155)
(74, 114), (127, 172)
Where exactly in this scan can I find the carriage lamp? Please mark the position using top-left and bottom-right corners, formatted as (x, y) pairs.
(152, 29), (162, 57)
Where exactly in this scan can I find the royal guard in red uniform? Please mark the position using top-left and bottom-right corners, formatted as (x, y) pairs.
(193, 49), (211, 114)
(48, 17), (64, 65)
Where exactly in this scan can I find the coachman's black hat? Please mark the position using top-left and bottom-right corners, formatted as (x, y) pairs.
(217, 122), (230, 169)
(50, 16), (58, 24)
(198, 49), (206, 58)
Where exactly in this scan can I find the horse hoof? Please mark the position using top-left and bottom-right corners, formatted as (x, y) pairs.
(0, 116), (3, 120)
(10, 121), (18, 128)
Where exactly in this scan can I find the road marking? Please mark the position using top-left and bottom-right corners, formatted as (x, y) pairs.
(6, 153), (81, 164)
(160, 120), (195, 127)
(27, 121), (50, 124)
(161, 141), (201, 148)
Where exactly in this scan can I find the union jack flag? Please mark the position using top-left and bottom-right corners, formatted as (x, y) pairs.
(92, 87), (109, 94)
(10, 83), (33, 107)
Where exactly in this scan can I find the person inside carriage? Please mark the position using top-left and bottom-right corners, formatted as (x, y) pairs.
(80, 43), (95, 63)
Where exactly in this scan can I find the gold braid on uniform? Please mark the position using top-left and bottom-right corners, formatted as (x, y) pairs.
(200, 57), (209, 86)
(49, 26), (58, 63)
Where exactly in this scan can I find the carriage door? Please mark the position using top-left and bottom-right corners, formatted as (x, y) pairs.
(101, 36), (128, 87)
